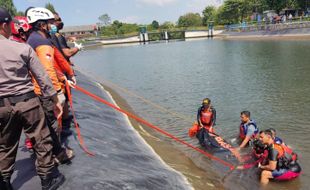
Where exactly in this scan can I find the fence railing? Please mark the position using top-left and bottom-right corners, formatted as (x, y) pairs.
(225, 20), (310, 32)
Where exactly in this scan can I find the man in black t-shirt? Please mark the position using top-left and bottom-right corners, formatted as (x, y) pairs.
(52, 12), (82, 63)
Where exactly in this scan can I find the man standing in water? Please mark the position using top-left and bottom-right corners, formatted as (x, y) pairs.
(239, 111), (259, 148)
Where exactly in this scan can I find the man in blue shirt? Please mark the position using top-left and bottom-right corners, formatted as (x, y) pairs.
(239, 111), (259, 148)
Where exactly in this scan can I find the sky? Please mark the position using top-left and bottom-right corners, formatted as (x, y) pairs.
(14, 0), (223, 26)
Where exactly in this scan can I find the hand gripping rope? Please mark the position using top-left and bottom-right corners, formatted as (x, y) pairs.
(71, 84), (235, 170)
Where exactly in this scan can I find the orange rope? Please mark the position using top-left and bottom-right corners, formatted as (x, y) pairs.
(66, 82), (95, 156)
(74, 85), (235, 170)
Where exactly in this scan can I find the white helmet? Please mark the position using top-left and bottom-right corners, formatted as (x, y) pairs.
(26, 7), (54, 24)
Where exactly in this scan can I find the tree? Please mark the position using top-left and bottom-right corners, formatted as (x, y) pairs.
(16, 11), (25, 16)
(45, 2), (56, 13)
(177, 13), (202, 27)
(0, 0), (17, 16)
(99, 20), (140, 36)
(160, 21), (175, 30)
(216, 0), (252, 24)
(261, 0), (286, 13)
(98, 14), (111, 27)
(151, 20), (159, 29)
(202, 6), (216, 26)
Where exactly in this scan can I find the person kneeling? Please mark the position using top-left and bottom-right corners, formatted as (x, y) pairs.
(189, 98), (216, 146)
(258, 130), (301, 185)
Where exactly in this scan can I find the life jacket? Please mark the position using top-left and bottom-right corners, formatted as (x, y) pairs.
(53, 47), (75, 93)
(200, 110), (212, 125)
(239, 120), (258, 140)
(274, 136), (283, 145)
(189, 123), (200, 138)
(273, 143), (298, 169)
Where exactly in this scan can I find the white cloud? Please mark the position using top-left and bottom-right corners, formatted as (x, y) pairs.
(120, 16), (140, 23)
(136, 0), (177, 7)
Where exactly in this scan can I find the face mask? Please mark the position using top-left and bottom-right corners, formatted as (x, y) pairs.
(49, 24), (58, 35)
(58, 22), (64, 30)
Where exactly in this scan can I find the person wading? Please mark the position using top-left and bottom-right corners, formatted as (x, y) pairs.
(239, 111), (259, 148)
(189, 98), (217, 146)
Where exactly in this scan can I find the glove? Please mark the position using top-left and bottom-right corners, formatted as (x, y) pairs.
(67, 80), (75, 88)
(69, 76), (77, 85)
(73, 41), (84, 50)
(57, 91), (66, 107)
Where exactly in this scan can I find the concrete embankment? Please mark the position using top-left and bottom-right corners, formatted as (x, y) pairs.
(99, 30), (224, 45)
(82, 27), (310, 47)
(218, 27), (310, 40)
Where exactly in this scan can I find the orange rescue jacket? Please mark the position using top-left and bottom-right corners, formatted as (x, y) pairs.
(32, 45), (62, 95)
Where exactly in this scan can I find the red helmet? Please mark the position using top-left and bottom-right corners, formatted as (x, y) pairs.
(11, 16), (31, 35)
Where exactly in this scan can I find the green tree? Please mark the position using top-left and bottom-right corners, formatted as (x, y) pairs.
(296, 0), (309, 10)
(16, 11), (24, 16)
(160, 21), (175, 30)
(177, 13), (202, 27)
(218, 0), (242, 24)
(0, 0), (17, 16)
(151, 20), (159, 29)
(267, 0), (286, 12)
(100, 20), (139, 36)
(98, 14), (111, 27)
(202, 6), (216, 26)
(285, 0), (301, 9)
(216, 0), (253, 24)
(112, 20), (122, 28)
(45, 2), (56, 13)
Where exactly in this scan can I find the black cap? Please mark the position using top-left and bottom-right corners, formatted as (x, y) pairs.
(0, 7), (12, 23)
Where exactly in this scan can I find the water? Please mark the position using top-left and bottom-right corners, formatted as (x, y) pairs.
(74, 39), (310, 190)
(13, 72), (192, 190)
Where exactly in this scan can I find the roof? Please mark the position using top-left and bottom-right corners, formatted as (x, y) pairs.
(60, 25), (97, 33)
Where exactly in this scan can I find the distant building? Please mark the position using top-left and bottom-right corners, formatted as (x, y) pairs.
(60, 25), (98, 38)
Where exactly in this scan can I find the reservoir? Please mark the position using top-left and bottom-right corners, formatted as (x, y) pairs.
(75, 39), (310, 190)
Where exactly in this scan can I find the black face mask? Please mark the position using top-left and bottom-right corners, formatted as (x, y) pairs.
(58, 22), (64, 30)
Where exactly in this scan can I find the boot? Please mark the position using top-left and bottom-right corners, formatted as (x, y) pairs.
(41, 173), (65, 190)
